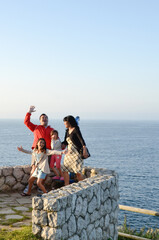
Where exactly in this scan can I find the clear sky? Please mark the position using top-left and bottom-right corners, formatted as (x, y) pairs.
(0, 0), (159, 120)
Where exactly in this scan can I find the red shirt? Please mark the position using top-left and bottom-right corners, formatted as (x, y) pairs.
(24, 113), (53, 149)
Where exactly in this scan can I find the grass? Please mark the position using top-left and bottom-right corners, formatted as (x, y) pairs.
(1, 217), (29, 226)
(0, 216), (159, 240)
(0, 210), (30, 226)
(0, 226), (42, 240)
(118, 215), (159, 240)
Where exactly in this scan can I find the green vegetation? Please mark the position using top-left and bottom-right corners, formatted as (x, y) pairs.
(0, 214), (30, 226)
(0, 208), (31, 226)
(118, 216), (159, 240)
(0, 226), (42, 240)
(0, 216), (159, 240)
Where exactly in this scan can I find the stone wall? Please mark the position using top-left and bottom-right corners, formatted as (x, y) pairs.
(32, 167), (119, 240)
(0, 165), (55, 192)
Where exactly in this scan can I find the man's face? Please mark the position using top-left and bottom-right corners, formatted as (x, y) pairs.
(40, 115), (48, 127)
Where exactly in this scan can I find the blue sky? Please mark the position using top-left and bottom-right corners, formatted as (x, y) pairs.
(0, 0), (159, 120)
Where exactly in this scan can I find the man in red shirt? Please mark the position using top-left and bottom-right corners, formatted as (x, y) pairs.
(23, 106), (54, 195)
(24, 106), (54, 149)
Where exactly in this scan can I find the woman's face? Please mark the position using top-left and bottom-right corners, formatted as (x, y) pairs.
(64, 121), (70, 128)
(38, 139), (45, 149)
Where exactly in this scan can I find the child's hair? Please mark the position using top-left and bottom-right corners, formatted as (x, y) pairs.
(50, 130), (59, 137)
(35, 138), (46, 153)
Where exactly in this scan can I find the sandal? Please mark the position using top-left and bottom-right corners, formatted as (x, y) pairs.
(21, 192), (31, 197)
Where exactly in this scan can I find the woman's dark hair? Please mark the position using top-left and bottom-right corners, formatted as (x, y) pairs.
(35, 138), (46, 152)
(63, 115), (78, 128)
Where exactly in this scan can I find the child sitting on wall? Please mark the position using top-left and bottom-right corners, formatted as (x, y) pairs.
(50, 130), (64, 180)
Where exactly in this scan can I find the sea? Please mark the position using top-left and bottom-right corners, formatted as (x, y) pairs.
(0, 119), (159, 231)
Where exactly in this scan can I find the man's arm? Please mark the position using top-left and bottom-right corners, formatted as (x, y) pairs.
(24, 106), (37, 132)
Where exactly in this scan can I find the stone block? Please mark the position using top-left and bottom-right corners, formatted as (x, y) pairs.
(100, 204), (106, 216)
(12, 182), (25, 190)
(96, 227), (102, 240)
(32, 210), (48, 226)
(80, 229), (87, 240)
(69, 235), (80, 240)
(99, 217), (104, 228)
(111, 176), (116, 185)
(114, 207), (119, 221)
(48, 210), (65, 227)
(112, 199), (118, 211)
(0, 184), (11, 191)
(105, 214), (110, 228)
(103, 230), (109, 240)
(41, 226), (62, 240)
(21, 174), (29, 184)
(109, 223), (115, 238)
(110, 184), (115, 198)
(100, 188), (104, 203)
(32, 223), (42, 235)
(88, 196), (97, 214)
(110, 211), (115, 223)
(81, 198), (88, 217)
(13, 167), (24, 181)
(62, 223), (69, 240)
(43, 197), (61, 211)
(75, 196), (83, 216)
(66, 206), (72, 221)
(32, 196), (43, 210)
(68, 215), (76, 237)
(90, 210), (100, 223)
(103, 189), (109, 202)
(107, 178), (112, 188)
(87, 225), (96, 240)
(0, 176), (5, 186)
(101, 180), (108, 190)
(77, 216), (86, 233)
(2, 167), (13, 176)
(96, 189), (101, 210)
(86, 187), (94, 202)
(71, 194), (77, 212)
(5, 176), (16, 187)
(104, 198), (112, 214)
(84, 213), (90, 226)
(23, 165), (31, 174)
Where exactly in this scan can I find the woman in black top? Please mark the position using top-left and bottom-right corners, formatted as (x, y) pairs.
(62, 115), (88, 185)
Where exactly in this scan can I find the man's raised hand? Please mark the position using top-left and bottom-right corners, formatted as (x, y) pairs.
(29, 106), (36, 114)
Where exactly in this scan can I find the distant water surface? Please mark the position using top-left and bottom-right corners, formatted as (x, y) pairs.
(0, 119), (159, 230)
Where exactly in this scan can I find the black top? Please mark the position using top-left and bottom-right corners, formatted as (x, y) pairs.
(62, 127), (86, 152)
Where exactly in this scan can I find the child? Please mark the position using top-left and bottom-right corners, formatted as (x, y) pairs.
(17, 138), (63, 196)
(50, 130), (64, 180)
